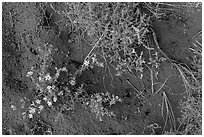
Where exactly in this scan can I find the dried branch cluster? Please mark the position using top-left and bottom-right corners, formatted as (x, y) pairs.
(58, 3), (151, 75)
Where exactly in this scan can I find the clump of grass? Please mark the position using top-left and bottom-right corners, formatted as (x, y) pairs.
(163, 30), (202, 135)
(144, 3), (202, 134)
(176, 31), (202, 135)
(178, 92), (202, 135)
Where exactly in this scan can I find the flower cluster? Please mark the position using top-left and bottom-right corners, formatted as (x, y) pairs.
(22, 99), (44, 119)
(83, 92), (122, 121)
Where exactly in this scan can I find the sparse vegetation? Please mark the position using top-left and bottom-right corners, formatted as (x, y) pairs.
(2, 2), (201, 135)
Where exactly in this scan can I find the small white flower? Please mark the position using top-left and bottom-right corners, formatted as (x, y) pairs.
(70, 77), (76, 86)
(20, 98), (25, 108)
(53, 96), (57, 102)
(29, 107), (36, 114)
(84, 60), (90, 67)
(47, 100), (52, 107)
(26, 71), (33, 77)
(45, 73), (52, 81)
(58, 90), (63, 96)
(38, 76), (43, 82)
(91, 54), (97, 63)
(96, 62), (104, 67)
(35, 99), (41, 104)
(38, 105), (44, 112)
(22, 112), (26, 119)
(47, 85), (52, 92)
(43, 96), (48, 101)
(11, 105), (16, 111)
(28, 113), (33, 118)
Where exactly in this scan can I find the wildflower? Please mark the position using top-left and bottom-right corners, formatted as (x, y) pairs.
(38, 76), (43, 82)
(35, 99), (41, 104)
(96, 62), (104, 67)
(22, 112), (26, 119)
(26, 71), (33, 77)
(43, 96), (52, 107)
(20, 98), (26, 108)
(45, 73), (52, 81)
(84, 60), (90, 67)
(58, 90), (64, 96)
(28, 113), (33, 119)
(54, 67), (67, 80)
(28, 107), (36, 114)
(28, 107), (36, 118)
(109, 95), (122, 107)
(11, 105), (16, 111)
(84, 92), (122, 121)
(69, 76), (76, 86)
(47, 100), (52, 107)
(53, 95), (57, 102)
(38, 105), (44, 113)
